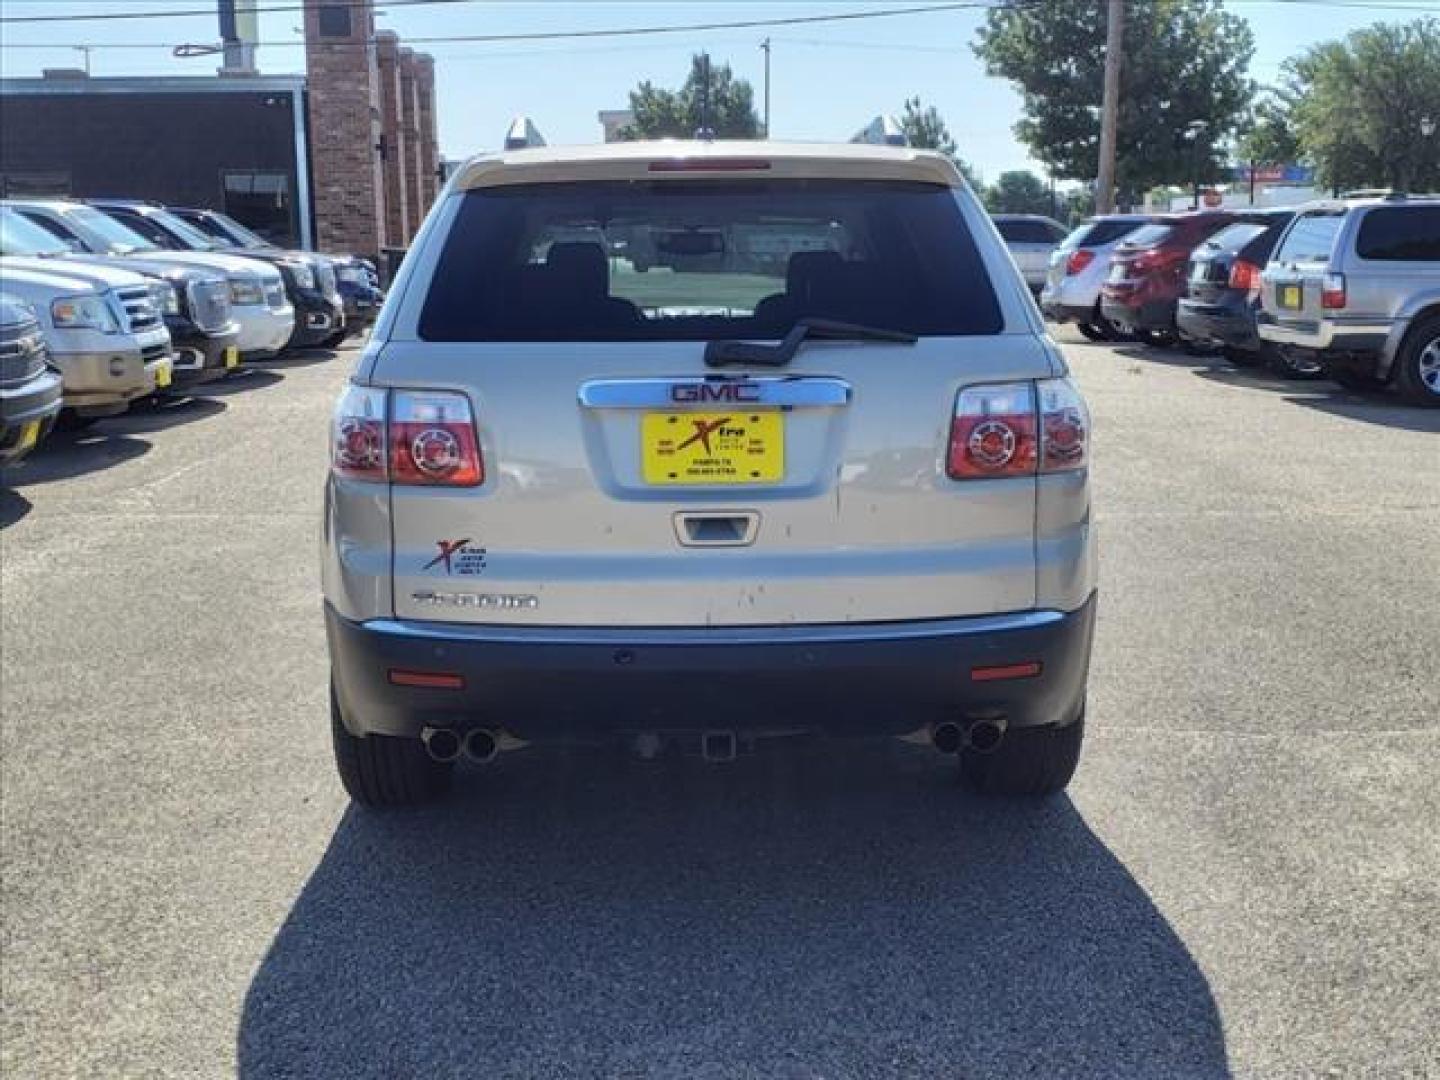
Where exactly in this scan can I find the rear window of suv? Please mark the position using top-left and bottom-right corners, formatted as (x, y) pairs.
(1273, 212), (1344, 263)
(419, 180), (1003, 341)
(1356, 206), (1440, 261)
(994, 218), (1064, 244)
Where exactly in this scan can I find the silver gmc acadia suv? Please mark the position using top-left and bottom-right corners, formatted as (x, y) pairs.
(322, 141), (1098, 807)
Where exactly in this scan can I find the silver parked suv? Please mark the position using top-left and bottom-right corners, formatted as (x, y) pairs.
(322, 140), (1098, 806)
(1258, 196), (1440, 405)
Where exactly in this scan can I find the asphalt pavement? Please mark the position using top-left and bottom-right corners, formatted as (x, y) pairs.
(2, 333), (1437, 1079)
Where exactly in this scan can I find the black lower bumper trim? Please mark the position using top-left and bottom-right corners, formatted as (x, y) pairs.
(327, 594), (1097, 741)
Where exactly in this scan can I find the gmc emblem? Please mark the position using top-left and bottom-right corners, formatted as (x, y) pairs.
(671, 383), (763, 404)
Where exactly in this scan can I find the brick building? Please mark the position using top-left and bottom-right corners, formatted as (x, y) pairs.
(0, 0), (440, 259)
(303, 0), (440, 257)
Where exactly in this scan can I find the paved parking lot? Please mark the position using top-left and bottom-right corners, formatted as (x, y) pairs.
(2, 333), (1437, 1079)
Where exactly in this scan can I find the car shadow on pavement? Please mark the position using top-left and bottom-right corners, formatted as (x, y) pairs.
(3, 430), (150, 487)
(98, 395), (228, 436)
(248, 349), (337, 370)
(0, 485), (33, 527)
(238, 742), (1230, 1079)
(187, 369), (286, 397)
(1283, 391), (1440, 432)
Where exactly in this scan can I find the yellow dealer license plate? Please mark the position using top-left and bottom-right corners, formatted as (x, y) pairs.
(224, 346), (239, 369)
(16, 420), (40, 454)
(154, 360), (173, 389)
(642, 410), (783, 485)
(1279, 284), (1302, 310)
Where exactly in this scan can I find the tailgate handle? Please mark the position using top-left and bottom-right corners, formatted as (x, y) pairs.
(674, 512), (759, 547)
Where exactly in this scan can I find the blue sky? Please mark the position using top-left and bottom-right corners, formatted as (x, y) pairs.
(2, 1), (1436, 182)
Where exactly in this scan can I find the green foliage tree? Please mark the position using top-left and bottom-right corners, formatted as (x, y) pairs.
(1286, 19), (1440, 192)
(1238, 88), (1302, 166)
(985, 170), (1055, 215)
(897, 97), (982, 188)
(973, 0), (1255, 192)
(620, 54), (760, 140)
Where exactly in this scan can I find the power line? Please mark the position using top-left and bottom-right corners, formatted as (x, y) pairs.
(0, 1), (1009, 46)
(3, 0), (1435, 51)
(0, 0), (472, 24)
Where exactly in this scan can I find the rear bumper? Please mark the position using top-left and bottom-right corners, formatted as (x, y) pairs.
(1101, 295), (1176, 332)
(1176, 297), (1260, 350)
(1042, 300), (1094, 325)
(1255, 312), (1391, 355)
(327, 593), (1096, 742)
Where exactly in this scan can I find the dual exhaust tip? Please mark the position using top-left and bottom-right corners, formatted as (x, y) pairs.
(932, 718), (1007, 755)
(421, 726), (498, 764)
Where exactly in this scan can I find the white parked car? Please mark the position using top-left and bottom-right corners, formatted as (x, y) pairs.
(1040, 214), (1153, 341)
(991, 214), (1068, 294)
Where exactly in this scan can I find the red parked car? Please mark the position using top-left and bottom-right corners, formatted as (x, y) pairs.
(1100, 211), (1239, 346)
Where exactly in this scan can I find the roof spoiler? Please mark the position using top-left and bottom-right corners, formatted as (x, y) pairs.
(503, 116), (546, 151)
(850, 115), (908, 147)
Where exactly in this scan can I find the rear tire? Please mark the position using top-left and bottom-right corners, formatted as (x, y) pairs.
(959, 709), (1085, 797)
(1076, 322), (1109, 343)
(1393, 313), (1440, 407)
(321, 331), (349, 350)
(330, 683), (451, 807)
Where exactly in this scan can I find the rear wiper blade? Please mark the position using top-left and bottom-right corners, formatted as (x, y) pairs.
(705, 317), (918, 368)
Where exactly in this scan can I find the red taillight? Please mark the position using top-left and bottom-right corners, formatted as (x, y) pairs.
(947, 382), (1037, 480)
(1228, 258), (1262, 293)
(1065, 249), (1095, 276)
(331, 385), (388, 481)
(331, 386), (484, 487)
(390, 390), (484, 486)
(947, 378), (1090, 481)
(1321, 272), (1347, 309)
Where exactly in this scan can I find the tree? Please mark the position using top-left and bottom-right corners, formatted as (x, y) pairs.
(898, 97), (982, 188)
(985, 170), (1055, 215)
(1238, 88), (1302, 167)
(973, 0), (1255, 193)
(1286, 19), (1440, 193)
(620, 54), (760, 140)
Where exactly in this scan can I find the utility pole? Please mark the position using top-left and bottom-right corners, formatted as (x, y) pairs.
(1095, 0), (1124, 214)
(698, 52), (714, 139)
(760, 37), (771, 138)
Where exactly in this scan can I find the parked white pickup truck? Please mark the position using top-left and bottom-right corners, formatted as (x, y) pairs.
(0, 258), (173, 418)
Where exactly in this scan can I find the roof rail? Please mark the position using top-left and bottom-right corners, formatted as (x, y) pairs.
(850, 115), (908, 147)
(503, 116), (546, 151)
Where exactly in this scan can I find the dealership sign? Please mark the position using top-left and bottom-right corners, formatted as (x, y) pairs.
(1232, 164), (1316, 184)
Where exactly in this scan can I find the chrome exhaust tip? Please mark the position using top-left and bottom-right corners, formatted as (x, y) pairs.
(420, 726), (463, 763)
(463, 728), (499, 764)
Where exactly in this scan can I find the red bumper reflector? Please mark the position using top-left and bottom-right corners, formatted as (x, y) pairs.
(388, 669), (465, 690)
(970, 662), (1042, 682)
